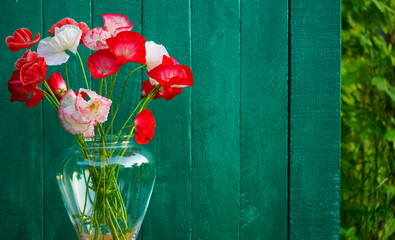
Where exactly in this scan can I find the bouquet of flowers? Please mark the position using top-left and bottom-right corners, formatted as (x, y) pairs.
(5, 13), (193, 240)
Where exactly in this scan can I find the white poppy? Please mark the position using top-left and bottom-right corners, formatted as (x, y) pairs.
(37, 25), (82, 65)
(145, 41), (169, 71)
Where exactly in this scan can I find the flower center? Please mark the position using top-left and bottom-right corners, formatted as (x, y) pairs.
(87, 101), (100, 111)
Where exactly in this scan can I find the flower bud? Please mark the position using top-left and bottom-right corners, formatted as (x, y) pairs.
(48, 73), (67, 99)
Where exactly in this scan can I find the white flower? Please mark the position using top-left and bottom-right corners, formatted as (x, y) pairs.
(37, 25), (82, 65)
(145, 41), (169, 71)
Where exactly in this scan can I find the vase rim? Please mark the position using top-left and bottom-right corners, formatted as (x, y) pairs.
(82, 135), (139, 149)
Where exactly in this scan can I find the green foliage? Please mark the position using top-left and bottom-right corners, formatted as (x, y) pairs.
(341, 0), (395, 239)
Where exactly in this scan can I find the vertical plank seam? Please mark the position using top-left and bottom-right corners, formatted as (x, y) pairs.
(41, 0), (45, 238)
(238, 0), (242, 239)
(190, 0), (194, 239)
(287, 0), (292, 239)
(91, 0), (93, 26)
(189, 0), (193, 239)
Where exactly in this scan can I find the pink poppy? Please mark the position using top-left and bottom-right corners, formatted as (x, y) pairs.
(83, 14), (134, 51)
(106, 31), (146, 64)
(102, 13), (135, 36)
(7, 70), (44, 107)
(134, 109), (156, 145)
(83, 27), (111, 51)
(87, 49), (123, 78)
(58, 89), (112, 138)
(47, 73), (67, 99)
(5, 28), (40, 52)
(75, 89), (112, 123)
(48, 17), (89, 44)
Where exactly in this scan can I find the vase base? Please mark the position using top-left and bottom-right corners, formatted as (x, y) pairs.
(79, 232), (136, 240)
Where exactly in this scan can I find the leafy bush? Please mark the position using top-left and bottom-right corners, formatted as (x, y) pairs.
(341, 0), (395, 239)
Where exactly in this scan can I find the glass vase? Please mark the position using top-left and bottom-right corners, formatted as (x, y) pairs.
(56, 135), (156, 240)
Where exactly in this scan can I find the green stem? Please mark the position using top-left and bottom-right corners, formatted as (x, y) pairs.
(117, 101), (143, 135)
(76, 51), (90, 89)
(41, 90), (58, 111)
(99, 78), (105, 96)
(105, 64), (146, 135)
(42, 81), (59, 106)
(104, 76), (108, 97)
(64, 63), (70, 89)
(106, 198), (126, 239)
(117, 85), (160, 136)
(108, 73), (117, 99)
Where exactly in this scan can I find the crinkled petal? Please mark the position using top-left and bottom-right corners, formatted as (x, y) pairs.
(75, 89), (112, 123)
(60, 107), (91, 134)
(58, 90), (96, 138)
(82, 124), (95, 139)
(20, 57), (47, 86)
(48, 17), (89, 43)
(83, 27), (111, 51)
(15, 50), (38, 69)
(37, 37), (70, 65)
(102, 13), (134, 36)
(38, 25), (82, 65)
(53, 25), (82, 53)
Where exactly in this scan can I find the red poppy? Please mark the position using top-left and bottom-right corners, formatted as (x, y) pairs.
(5, 28), (40, 52)
(134, 109), (156, 145)
(106, 31), (146, 64)
(7, 70), (44, 107)
(14, 50), (38, 69)
(141, 80), (181, 100)
(87, 49), (123, 78)
(48, 17), (89, 44)
(145, 55), (193, 100)
(14, 50), (47, 86)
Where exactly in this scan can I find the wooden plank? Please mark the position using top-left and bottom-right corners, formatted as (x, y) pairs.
(141, 1), (192, 239)
(289, 0), (341, 239)
(191, 1), (240, 239)
(42, 1), (92, 239)
(0, 1), (43, 239)
(240, 0), (288, 239)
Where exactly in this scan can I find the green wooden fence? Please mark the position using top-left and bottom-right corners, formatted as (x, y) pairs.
(0, 0), (340, 239)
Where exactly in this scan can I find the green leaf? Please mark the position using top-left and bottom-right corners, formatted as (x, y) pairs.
(384, 128), (395, 142)
(348, 226), (357, 235)
(385, 218), (395, 238)
(371, 77), (395, 102)
(372, 0), (395, 14)
(372, 77), (389, 91)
